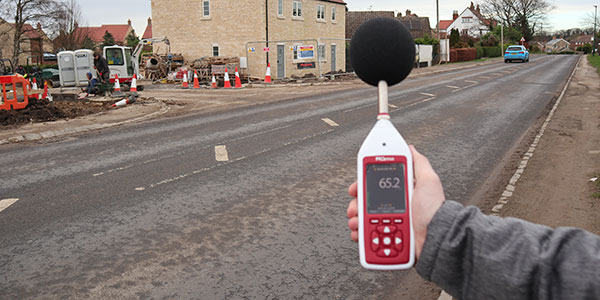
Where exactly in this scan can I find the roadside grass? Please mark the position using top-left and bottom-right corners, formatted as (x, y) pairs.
(448, 57), (494, 65)
(592, 173), (600, 199)
(588, 55), (600, 75)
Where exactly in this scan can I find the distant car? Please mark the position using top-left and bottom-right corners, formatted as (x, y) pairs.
(504, 45), (529, 63)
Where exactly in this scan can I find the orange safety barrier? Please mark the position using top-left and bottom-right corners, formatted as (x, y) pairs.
(0, 75), (30, 110)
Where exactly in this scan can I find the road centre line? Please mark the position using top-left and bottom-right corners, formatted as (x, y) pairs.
(215, 145), (229, 162)
(92, 124), (293, 177)
(420, 92), (436, 97)
(322, 118), (340, 127)
(390, 97), (435, 113)
(135, 129), (334, 191)
(451, 80), (479, 93)
(389, 104), (398, 108)
(479, 76), (491, 79)
(0, 198), (19, 213)
(446, 85), (459, 89)
(343, 103), (374, 113)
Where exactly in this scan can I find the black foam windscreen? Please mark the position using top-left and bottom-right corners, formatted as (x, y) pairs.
(350, 18), (416, 87)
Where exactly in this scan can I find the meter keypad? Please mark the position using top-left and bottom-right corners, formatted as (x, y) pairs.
(371, 225), (403, 258)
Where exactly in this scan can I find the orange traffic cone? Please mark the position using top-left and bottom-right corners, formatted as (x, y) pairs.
(234, 67), (242, 88)
(42, 81), (48, 99)
(130, 74), (138, 93)
(265, 63), (272, 83)
(193, 70), (200, 89)
(113, 74), (124, 96)
(182, 72), (189, 88)
(211, 73), (217, 89)
(224, 68), (231, 88)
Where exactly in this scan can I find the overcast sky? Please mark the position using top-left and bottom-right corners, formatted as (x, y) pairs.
(80, 0), (597, 36)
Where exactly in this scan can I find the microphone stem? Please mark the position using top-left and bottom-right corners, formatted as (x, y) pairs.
(377, 80), (390, 120)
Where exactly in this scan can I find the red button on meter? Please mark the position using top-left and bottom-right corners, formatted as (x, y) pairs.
(376, 225), (397, 234)
(377, 248), (399, 257)
(394, 231), (404, 252)
(371, 231), (380, 252)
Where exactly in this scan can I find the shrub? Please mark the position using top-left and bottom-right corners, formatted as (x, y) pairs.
(475, 47), (484, 59)
(582, 43), (593, 54)
(482, 46), (502, 57)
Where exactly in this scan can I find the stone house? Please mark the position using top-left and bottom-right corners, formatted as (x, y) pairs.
(439, 2), (494, 38)
(151, 0), (347, 79)
(0, 19), (54, 66)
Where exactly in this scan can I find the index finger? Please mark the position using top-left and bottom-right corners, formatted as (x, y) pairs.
(348, 181), (357, 197)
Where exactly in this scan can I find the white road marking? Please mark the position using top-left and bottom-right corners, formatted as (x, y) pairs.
(437, 291), (453, 300)
(589, 150), (600, 155)
(446, 85), (459, 89)
(389, 104), (398, 108)
(136, 130), (334, 191)
(215, 145), (229, 162)
(321, 118), (339, 127)
(0, 198), (19, 213)
(343, 103), (374, 113)
(479, 76), (491, 79)
(451, 80), (478, 93)
(420, 92), (436, 97)
(390, 97), (435, 113)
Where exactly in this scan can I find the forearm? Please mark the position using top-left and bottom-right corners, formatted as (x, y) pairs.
(416, 201), (600, 300)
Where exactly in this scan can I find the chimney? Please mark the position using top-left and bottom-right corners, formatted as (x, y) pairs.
(147, 17), (152, 25)
(36, 22), (42, 30)
(405, 9), (411, 17)
(470, 2), (475, 10)
(453, 10), (459, 20)
(127, 19), (132, 26)
(476, 4), (480, 12)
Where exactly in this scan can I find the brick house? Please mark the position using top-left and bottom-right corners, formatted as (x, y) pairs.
(0, 19), (54, 65)
(345, 10), (432, 40)
(569, 35), (593, 50)
(545, 38), (570, 53)
(72, 20), (135, 47)
(151, 0), (347, 79)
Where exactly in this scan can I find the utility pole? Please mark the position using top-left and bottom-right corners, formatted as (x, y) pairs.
(594, 5), (597, 56)
(265, 0), (270, 64)
(436, 0), (440, 41)
(501, 24), (504, 53)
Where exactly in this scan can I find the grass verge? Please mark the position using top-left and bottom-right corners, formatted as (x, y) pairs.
(588, 54), (600, 75)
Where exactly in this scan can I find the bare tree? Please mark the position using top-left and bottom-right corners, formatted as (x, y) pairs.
(53, 0), (89, 51)
(0, 0), (64, 65)
(481, 0), (554, 40)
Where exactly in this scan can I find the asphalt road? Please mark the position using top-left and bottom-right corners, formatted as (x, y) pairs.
(0, 55), (578, 299)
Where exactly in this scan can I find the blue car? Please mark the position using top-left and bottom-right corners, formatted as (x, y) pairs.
(504, 45), (529, 63)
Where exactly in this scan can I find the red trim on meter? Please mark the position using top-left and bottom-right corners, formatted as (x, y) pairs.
(362, 155), (411, 265)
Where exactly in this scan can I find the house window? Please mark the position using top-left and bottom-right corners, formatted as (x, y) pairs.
(278, 0), (283, 16)
(212, 44), (219, 56)
(293, 1), (302, 18)
(203, 0), (210, 17)
(462, 29), (468, 35)
(462, 17), (472, 23)
(316, 5), (325, 20)
(332, 7), (336, 21)
(318, 43), (325, 61)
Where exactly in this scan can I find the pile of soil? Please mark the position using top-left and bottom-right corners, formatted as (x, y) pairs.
(0, 98), (112, 127)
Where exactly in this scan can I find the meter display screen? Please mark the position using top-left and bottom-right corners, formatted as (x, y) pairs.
(366, 163), (406, 214)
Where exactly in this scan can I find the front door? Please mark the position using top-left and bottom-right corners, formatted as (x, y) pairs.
(277, 45), (285, 79)
(331, 44), (337, 73)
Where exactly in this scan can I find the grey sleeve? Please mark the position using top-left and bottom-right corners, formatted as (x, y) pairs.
(415, 200), (600, 300)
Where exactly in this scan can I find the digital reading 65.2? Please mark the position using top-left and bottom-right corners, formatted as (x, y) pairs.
(366, 164), (407, 214)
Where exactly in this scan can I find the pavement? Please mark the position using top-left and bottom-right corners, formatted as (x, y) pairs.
(0, 57), (504, 145)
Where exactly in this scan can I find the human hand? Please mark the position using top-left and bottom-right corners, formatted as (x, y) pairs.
(346, 145), (446, 259)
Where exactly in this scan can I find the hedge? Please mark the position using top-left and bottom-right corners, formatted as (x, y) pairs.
(475, 47), (484, 59)
(450, 48), (477, 62)
(482, 46), (502, 58)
